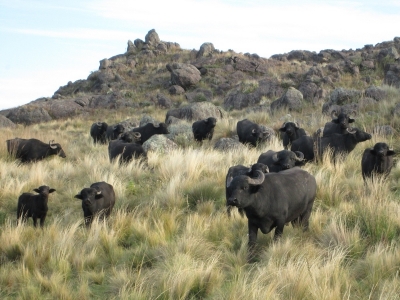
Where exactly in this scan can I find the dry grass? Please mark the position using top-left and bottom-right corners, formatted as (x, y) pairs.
(1, 92), (400, 299)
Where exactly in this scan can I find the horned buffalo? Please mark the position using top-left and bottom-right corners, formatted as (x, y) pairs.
(17, 185), (56, 227)
(226, 163), (269, 217)
(90, 122), (108, 144)
(192, 117), (217, 142)
(322, 111), (355, 137)
(6, 138), (66, 163)
(237, 119), (269, 147)
(131, 122), (169, 144)
(257, 149), (305, 172)
(362, 142), (395, 181)
(118, 131), (142, 143)
(74, 182), (116, 227)
(279, 122), (307, 149)
(108, 139), (147, 164)
(290, 136), (315, 161)
(226, 167), (316, 257)
(317, 127), (372, 161)
(106, 123), (126, 141)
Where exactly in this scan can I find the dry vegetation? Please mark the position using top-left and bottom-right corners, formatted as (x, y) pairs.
(1, 84), (400, 299)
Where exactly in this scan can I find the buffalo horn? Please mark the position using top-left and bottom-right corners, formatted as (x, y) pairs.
(280, 122), (287, 129)
(272, 152), (279, 162)
(295, 122), (300, 128)
(153, 123), (160, 128)
(330, 109), (338, 119)
(247, 170), (265, 185)
(96, 191), (102, 195)
(96, 122), (103, 126)
(49, 140), (58, 149)
(251, 129), (256, 134)
(346, 128), (357, 134)
(204, 118), (208, 123)
(294, 151), (305, 161)
(226, 176), (234, 187)
(133, 132), (141, 138)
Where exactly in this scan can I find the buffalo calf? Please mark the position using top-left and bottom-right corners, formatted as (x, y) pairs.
(17, 186), (56, 227)
(75, 182), (116, 227)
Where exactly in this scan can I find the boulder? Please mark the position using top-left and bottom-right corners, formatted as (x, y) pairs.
(6, 105), (52, 125)
(45, 99), (88, 119)
(144, 29), (160, 46)
(168, 85), (185, 95)
(166, 63), (201, 89)
(165, 102), (222, 122)
(384, 64), (400, 88)
(157, 93), (172, 108)
(185, 88), (213, 102)
(364, 86), (387, 101)
(142, 135), (178, 153)
(196, 42), (215, 58)
(270, 87), (304, 112)
(214, 138), (246, 151)
(0, 115), (16, 128)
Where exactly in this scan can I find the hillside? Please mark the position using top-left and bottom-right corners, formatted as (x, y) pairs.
(1, 29), (400, 299)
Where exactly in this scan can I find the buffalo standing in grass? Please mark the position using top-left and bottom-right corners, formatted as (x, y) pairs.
(108, 139), (147, 164)
(106, 123), (126, 141)
(17, 185), (56, 227)
(192, 117), (217, 142)
(226, 163), (269, 217)
(131, 122), (169, 144)
(6, 138), (66, 163)
(361, 142), (395, 181)
(322, 111), (355, 137)
(227, 167), (316, 259)
(74, 182), (116, 227)
(257, 149), (305, 172)
(90, 122), (108, 144)
(290, 136), (315, 161)
(279, 122), (307, 149)
(237, 119), (270, 147)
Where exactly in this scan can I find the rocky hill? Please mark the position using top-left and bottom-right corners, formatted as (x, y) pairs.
(1, 29), (400, 126)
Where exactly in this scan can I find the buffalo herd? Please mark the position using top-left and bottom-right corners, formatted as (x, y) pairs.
(5, 111), (396, 258)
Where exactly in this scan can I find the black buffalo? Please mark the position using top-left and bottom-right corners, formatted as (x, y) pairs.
(237, 119), (269, 147)
(90, 122), (108, 144)
(131, 122), (169, 144)
(316, 127), (372, 161)
(108, 140), (147, 164)
(74, 182), (116, 227)
(226, 167), (316, 257)
(322, 111), (355, 137)
(17, 185), (56, 227)
(106, 123), (126, 141)
(279, 122), (307, 149)
(118, 131), (142, 143)
(6, 138), (66, 163)
(192, 117), (217, 142)
(257, 149), (305, 172)
(361, 142), (395, 181)
(290, 136), (316, 161)
(226, 163), (269, 217)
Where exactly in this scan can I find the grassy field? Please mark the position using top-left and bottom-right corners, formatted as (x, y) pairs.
(1, 87), (400, 299)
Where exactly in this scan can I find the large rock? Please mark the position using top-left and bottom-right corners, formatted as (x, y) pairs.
(0, 115), (16, 128)
(322, 87), (363, 114)
(384, 64), (400, 88)
(165, 102), (222, 122)
(196, 42), (215, 58)
(364, 86), (387, 101)
(144, 29), (160, 46)
(214, 138), (246, 151)
(185, 88), (213, 103)
(270, 87), (304, 112)
(166, 63), (201, 90)
(142, 135), (178, 153)
(45, 99), (88, 119)
(6, 105), (52, 125)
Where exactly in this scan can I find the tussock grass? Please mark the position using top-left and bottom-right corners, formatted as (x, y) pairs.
(1, 94), (400, 299)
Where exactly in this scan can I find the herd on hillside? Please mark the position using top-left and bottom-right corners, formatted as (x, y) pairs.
(5, 110), (396, 255)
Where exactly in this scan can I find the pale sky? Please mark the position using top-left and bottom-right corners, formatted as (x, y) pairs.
(1, 0), (399, 110)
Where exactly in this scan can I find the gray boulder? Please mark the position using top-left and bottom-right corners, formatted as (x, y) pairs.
(6, 106), (52, 125)
(270, 87), (304, 112)
(143, 135), (178, 153)
(214, 138), (246, 151)
(165, 102), (222, 122)
(0, 115), (16, 128)
(365, 86), (387, 101)
(145, 29), (160, 46)
(185, 88), (213, 103)
(384, 64), (400, 88)
(196, 42), (215, 58)
(166, 63), (201, 89)
(169, 85), (185, 95)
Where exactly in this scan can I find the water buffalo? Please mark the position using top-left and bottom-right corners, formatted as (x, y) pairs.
(257, 149), (305, 172)
(237, 119), (269, 147)
(316, 127), (372, 161)
(90, 122), (108, 144)
(226, 167), (316, 258)
(74, 182), (116, 227)
(226, 163), (269, 217)
(361, 142), (395, 181)
(279, 122), (307, 149)
(118, 131), (142, 143)
(106, 123), (126, 141)
(17, 185), (56, 227)
(108, 139), (147, 164)
(290, 136), (315, 161)
(322, 111), (355, 137)
(6, 138), (66, 163)
(131, 122), (169, 144)
(192, 117), (217, 142)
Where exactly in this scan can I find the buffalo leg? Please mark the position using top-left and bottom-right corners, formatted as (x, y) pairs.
(273, 220), (285, 240)
(40, 216), (46, 228)
(32, 217), (38, 227)
(248, 222), (258, 260)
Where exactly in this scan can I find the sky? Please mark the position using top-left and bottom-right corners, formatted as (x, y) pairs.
(1, 0), (400, 110)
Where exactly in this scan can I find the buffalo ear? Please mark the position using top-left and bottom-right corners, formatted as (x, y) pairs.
(387, 150), (396, 156)
(74, 194), (83, 200)
(49, 189), (56, 193)
(33, 189), (40, 193)
(349, 118), (355, 123)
